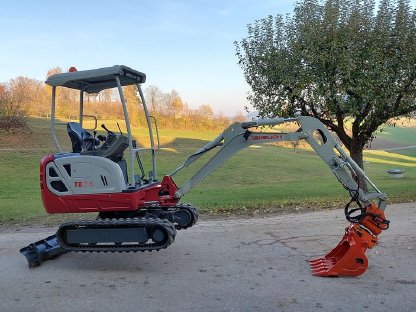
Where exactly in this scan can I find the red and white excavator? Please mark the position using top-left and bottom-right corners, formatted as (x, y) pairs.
(20, 65), (389, 277)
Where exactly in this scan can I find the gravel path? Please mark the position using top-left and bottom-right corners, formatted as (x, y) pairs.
(1, 202), (415, 312)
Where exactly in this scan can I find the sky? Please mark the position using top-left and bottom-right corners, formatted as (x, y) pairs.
(0, 0), (295, 116)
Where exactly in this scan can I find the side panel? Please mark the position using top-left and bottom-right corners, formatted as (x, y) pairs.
(51, 155), (127, 195)
(40, 154), (140, 213)
(42, 190), (146, 213)
(40, 155), (179, 213)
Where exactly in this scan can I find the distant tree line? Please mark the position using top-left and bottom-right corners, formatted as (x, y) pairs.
(0, 67), (246, 131)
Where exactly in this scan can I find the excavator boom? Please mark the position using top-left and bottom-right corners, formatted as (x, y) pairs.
(171, 116), (386, 207)
(170, 115), (388, 277)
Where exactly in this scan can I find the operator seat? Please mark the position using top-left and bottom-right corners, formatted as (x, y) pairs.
(66, 122), (129, 183)
(67, 122), (95, 153)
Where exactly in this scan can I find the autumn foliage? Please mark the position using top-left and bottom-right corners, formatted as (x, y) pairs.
(0, 67), (244, 131)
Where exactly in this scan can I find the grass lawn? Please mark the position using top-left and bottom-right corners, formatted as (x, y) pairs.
(374, 125), (416, 146)
(0, 117), (415, 224)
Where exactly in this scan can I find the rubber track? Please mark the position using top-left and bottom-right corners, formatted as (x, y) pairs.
(57, 217), (176, 253)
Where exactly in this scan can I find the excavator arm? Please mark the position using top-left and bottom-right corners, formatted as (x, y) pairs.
(170, 116), (389, 277)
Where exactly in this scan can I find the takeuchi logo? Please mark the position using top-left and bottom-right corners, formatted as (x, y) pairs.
(251, 134), (283, 140)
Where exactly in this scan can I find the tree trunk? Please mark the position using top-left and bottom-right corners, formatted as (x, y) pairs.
(349, 141), (368, 191)
(350, 143), (364, 169)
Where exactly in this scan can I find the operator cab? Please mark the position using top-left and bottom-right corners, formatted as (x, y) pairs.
(46, 65), (160, 188)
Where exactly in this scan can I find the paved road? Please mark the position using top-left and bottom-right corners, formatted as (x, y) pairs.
(1, 203), (415, 312)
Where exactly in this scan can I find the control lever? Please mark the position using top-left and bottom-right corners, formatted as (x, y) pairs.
(117, 122), (123, 135)
(101, 124), (113, 133)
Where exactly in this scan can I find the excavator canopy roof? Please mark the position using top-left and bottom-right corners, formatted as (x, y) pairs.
(45, 65), (146, 94)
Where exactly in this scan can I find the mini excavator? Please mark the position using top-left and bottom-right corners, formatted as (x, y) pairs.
(20, 65), (389, 277)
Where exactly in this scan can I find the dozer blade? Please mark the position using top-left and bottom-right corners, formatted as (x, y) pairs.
(20, 234), (67, 268)
(310, 224), (377, 277)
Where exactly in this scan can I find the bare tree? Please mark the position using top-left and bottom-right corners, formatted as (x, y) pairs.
(0, 82), (27, 131)
(145, 85), (163, 114)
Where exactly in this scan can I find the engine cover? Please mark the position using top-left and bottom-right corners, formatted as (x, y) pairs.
(40, 154), (142, 214)
(40, 154), (180, 214)
(45, 154), (127, 196)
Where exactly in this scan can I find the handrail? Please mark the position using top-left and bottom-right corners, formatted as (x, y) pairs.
(81, 115), (98, 130)
(149, 116), (160, 151)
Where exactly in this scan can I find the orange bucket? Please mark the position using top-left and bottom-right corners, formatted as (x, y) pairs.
(310, 223), (377, 277)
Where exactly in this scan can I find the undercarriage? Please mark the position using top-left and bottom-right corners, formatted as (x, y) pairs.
(21, 204), (199, 267)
